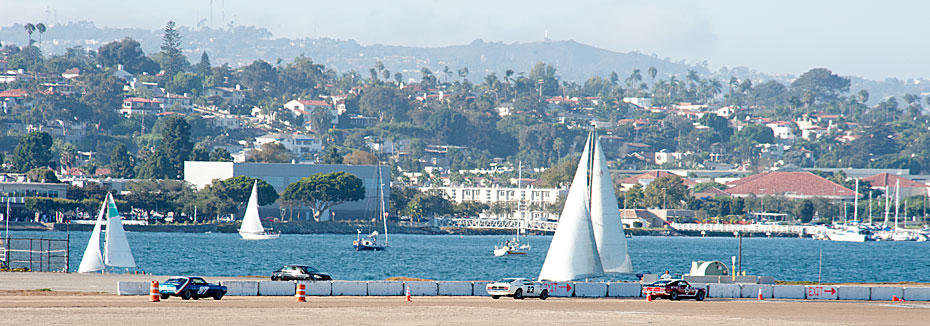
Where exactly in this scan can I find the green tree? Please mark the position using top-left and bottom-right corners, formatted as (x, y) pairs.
(454, 201), (488, 217)
(189, 146), (210, 161)
(158, 20), (188, 79)
(196, 52), (211, 76)
(96, 37), (160, 74)
(622, 184), (645, 209)
(282, 172), (366, 220)
(11, 131), (53, 172)
(158, 116), (193, 178)
(538, 157), (578, 188)
(643, 175), (689, 209)
(108, 143), (135, 178)
(359, 86), (410, 122)
(697, 114), (733, 143)
(732, 124), (775, 145)
(794, 199), (816, 223)
(25, 167), (59, 183)
(403, 190), (454, 220)
(790, 68), (851, 104)
(209, 148), (233, 162)
(167, 72), (203, 95)
(212, 176), (279, 206)
(321, 147), (343, 164)
(246, 142), (292, 163)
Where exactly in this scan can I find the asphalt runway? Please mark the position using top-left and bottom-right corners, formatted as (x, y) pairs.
(2, 294), (928, 325)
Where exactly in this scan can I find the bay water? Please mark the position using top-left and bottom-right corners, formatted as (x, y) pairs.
(8, 231), (930, 283)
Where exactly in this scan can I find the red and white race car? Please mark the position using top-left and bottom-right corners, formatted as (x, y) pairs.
(641, 279), (706, 301)
(486, 278), (548, 300)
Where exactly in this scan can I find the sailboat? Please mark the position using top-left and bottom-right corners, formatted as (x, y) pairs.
(538, 131), (632, 281)
(826, 179), (867, 242)
(239, 181), (280, 240)
(494, 229), (530, 256)
(355, 163), (388, 251)
(77, 193), (136, 273)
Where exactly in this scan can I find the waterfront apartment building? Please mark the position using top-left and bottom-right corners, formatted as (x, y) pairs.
(420, 185), (567, 221)
(184, 161), (389, 220)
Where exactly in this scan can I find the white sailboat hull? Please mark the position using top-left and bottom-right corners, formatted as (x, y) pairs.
(239, 232), (281, 240)
(826, 231), (866, 242)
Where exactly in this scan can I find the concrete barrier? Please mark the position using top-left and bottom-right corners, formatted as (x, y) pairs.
(117, 281), (149, 296)
(222, 281), (259, 296)
(805, 285), (838, 300)
(739, 284), (773, 298)
(772, 285), (805, 299)
(331, 281), (367, 296)
(542, 282), (575, 297)
(437, 281), (473, 296)
(758, 276), (776, 284)
(258, 281), (296, 296)
(608, 282), (641, 297)
(838, 286), (870, 300)
(473, 282), (491, 296)
(367, 281), (404, 296)
(870, 287), (903, 301)
(573, 282), (608, 298)
(404, 281), (438, 296)
(734, 276), (758, 284)
(903, 287), (930, 301)
(302, 281), (331, 296)
(708, 283), (740, 298)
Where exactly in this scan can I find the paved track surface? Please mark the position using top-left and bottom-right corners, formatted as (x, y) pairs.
(2, 295), (928, 325)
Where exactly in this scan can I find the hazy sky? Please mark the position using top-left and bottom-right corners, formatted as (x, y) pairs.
(2, 0), (928, 80)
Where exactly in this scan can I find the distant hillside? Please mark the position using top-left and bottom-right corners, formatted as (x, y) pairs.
(2, 21), (928, 103)
(0, 22), (705, 81)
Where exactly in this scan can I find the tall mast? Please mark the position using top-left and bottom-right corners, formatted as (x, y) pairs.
(379, 162), (388, 246)
(853, 178), (858, 224)
(894, 180), (900, 233)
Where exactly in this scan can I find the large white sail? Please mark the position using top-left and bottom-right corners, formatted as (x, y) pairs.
(77, 200), (106, 273)
(103, 193), (136, 268)
(590, 138), (633, 273)
(538, 137), (604, 281)
(239, 181), (266, 235)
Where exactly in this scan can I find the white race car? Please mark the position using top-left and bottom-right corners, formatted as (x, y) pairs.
(486, 278), (548, 300)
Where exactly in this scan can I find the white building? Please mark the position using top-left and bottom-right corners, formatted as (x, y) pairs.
(121, 97), (163, 116)
(153, 93), (193, 111)
(254, 133), (322, 154)
(283, 99), (339, 128)
(421, 185), (567, 220)
(765, 121), (796, 140)
(205, 85), (247, 105)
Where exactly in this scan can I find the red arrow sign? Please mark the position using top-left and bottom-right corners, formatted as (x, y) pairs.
(560, 283), (572, 291)
(824, 288), (836, 295)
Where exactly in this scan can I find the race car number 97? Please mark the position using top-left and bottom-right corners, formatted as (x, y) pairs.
(197, 286), (209, 295)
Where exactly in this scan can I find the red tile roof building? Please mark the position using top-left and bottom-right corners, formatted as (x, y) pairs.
(862, 173), (928, 197)
(618, 171), (697, 191)
(725, 171), (857, 200)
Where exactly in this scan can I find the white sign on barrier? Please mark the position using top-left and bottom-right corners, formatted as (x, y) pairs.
(806, 286), (838, 300)
(542, 282), (574, 297)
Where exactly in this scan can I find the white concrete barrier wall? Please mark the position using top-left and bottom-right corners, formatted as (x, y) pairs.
(739, 284), (773, 298)
(903, 287), (930, 301)
(367, 281), (404, 296)
(473, 282), (491, 296)
(574, 282), (608, 298)
(437, 281), (473, 296)
(404, 281), (438, 296)
(542, 282), (575, 297)
(117, 281), (149, 296)
(870, 287), (903, 301)
(302, 281), (331, 296)
(805, 286), (838, 300)
(331, 281), (367, 296)
(608, 282), (641, 297)
(258, 281), (296, 296)
(223, 281), (259, 296)
(838, 286), (870, 300)
(708, 283), (740, 298)
(773, 285), (805, 299)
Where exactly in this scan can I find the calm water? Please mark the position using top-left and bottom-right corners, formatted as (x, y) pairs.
(8, 231), (930, 282)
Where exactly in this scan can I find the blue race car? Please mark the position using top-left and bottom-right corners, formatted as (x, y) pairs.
(159, 277), (227, 300)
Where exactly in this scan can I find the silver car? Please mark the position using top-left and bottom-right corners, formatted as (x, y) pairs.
(486, 278), (548, 300)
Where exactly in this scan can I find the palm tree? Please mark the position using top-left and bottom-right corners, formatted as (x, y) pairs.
(648, 66), (658, 92)
(36, 23), (46, 48)
(457, 67), (469, 81)
(24, 23), (36, 45)
(442, 65), (452, 84)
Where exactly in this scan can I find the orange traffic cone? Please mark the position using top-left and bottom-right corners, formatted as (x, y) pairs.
(758, 287), (764, 300)
(892, 295), (904, 302)
(149, 281), (160, 302)
(296, 283), (306, 302)
(646, 293), (652, 302)
(405, 286), (412, 302)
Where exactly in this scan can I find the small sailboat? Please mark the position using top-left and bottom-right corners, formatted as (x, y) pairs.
(78, 193), (136, 273)
(239, 181), (280, 240)
(354, 163), (388, 251)
(494, 228), (530, 256)
(538, 131), (633, 281)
